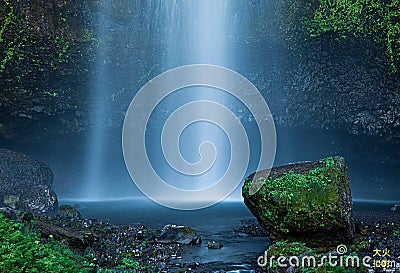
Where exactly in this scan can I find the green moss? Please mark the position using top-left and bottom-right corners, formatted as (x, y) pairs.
(303, 0), (400, 73)
(0, 0), (97, 101)
(3, 195), (19, 208)
(115, 258), (141, 271)
(0, 214), (150, 273)
(0, 1), (16, 73)
(244, 157), (346, 235)
(173, 269), (190, 273)
(0, 214), (91, 273)
(352, 235), (368, 252)
(44, 90), (59, 97)
(0, 1), (15, 44)
(268, 241), (313, 257)
(265, 241), (357, 273)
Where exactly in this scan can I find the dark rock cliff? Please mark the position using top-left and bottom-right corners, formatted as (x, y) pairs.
(0, 0), (95, 141)
(0, 0), (399, 152)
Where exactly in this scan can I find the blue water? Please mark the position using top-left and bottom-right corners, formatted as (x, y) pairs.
(59, 198), (398, 266)
(61, 199), (269, 265)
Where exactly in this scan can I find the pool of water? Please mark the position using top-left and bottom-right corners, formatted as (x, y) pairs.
(60, 198), (398, 267)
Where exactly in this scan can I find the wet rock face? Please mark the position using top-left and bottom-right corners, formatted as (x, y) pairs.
(24, 185), (58, 214)
(157, 224), (202, 245)
(0, 0), (398, 152)
(242, 156), (354, 247)
(244, 4), (400, 146)
(0, 148), (58, 214)
(0, 0), (95, 141)
(282, 51), (400, 144)
(87, 0), (139, 22)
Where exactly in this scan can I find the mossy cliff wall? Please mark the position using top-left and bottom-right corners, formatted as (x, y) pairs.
(250, 0), (400, 145)
(0, 0), (96, 140)
(0, 0), (399, 151)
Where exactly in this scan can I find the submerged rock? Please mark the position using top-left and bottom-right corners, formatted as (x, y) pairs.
(391, 204), (400, 213)
(242, 156), (354, 247)
(0, 148), (58, 214)
(207, 241), (223, 249)
(157, 224), (202, 245)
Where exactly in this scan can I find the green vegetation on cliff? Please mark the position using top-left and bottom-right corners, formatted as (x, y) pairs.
(302, 0), (400, 72)
(0, 1), (16, 73)
(0, 0), (96, 95)
(0, 0), (98, 139)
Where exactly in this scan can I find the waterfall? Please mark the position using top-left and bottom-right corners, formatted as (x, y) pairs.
(82, 0), (272, 203)
(82, 4), (112, 200)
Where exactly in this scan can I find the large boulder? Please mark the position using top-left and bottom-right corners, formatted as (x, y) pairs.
(0, 148), (58, 214)
(242, 156), (354, 247)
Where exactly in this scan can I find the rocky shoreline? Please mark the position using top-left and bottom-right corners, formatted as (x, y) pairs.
(0, 150), (398, 272)
(1, 204), (399, 273)
(1, 205), (266, 272)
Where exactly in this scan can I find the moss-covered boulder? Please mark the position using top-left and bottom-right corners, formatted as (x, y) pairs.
(0, 0), (96, 141)
(242, 156), (354, 247)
